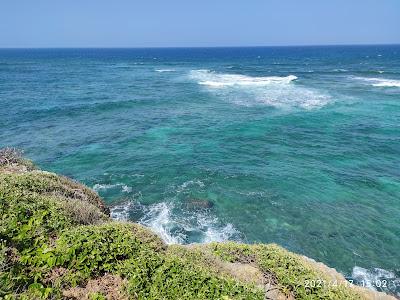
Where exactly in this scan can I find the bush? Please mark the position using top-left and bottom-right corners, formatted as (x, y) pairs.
(147, 256), (263, 300)
(210, 242), (362, 300)
(0, 182), (72, 295)
(60, 199), (108, 225)
(52, 223), (154, 277)
(0, 171), (109, 214)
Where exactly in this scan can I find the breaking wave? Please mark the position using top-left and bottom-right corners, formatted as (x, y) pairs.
(155, 69), (176, 73)
(189, 70), (330, 110)
(190, 69), (297, 87)
(353, 76), (400, 87)
(139, 202), (240, 244)
(351, 266), (399, 296)
(110, 201), (241, 245)
(110, 201), (135, 221)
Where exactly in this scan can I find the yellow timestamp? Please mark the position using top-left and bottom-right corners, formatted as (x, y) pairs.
(304, 279), (353, 288)
(304, 279), (398, 289)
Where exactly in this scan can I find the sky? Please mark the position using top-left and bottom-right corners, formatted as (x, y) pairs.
(1, 0), (399, 48)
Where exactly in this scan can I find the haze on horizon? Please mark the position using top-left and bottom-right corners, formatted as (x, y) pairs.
(1, 0), (399, 48)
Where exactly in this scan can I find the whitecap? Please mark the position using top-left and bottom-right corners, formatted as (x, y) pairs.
(155, 69), (175, 73)
(93, 183), (132, 193)
(190, 69), (297, 87)
(353, 76), (400, 87)
(372, 80), (400, 87)
(176, 180), (205, 193)
(189, 70), (329, 110)
(93, 183), (117, 191)
(122, 185), (133, 193)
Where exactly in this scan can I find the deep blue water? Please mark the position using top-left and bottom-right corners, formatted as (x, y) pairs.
(1, 46), (399, 295)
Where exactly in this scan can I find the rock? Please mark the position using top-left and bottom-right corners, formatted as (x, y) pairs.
(185, 198), (214, 210)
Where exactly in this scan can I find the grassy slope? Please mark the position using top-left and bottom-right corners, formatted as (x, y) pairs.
(0, 149), (394, 299)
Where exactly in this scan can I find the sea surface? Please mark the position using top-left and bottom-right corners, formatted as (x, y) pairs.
(1, 46), (399, 295)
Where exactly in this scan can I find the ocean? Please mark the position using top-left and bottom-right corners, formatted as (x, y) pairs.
(1, 46), (399, 295)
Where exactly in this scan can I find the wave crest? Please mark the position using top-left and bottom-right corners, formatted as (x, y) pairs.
(190, 69), (297, 87)
(155, 69), (176, 73)
(353, 76), (400, 87)
(190, 70), (329, 110)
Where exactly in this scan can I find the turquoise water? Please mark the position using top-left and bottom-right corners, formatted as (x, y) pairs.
(1, 46), (399, 294)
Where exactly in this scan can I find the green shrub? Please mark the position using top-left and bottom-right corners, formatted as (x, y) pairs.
(210, 242), (361, 299)
(52, 223), (153, 277)
(49, 224), (262, 299)
(0, 171), (108, 214)
(147, 256), (263, 300)
(0, 182), (72, 295)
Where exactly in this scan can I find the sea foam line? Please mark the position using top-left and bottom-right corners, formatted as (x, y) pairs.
(353, 76), (400, 87)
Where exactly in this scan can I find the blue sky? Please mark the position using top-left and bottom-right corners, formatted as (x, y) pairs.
(1, 0), (399, 47)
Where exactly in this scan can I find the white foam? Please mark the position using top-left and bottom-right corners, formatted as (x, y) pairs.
(190, 69), (297, 87)
(122, 185), (133, 193)
(353, 76), (400, 87)
(155, 69), (175, 73)
(202, 221), (239, 243)
(176, 180), (205, 193)
(190, 70), (329, 110)
(110, 201), (135, 221)
(352, 266), (399, 292)
(139, 202), (183, 244)
(372, 80), (400, 87)
(93, 183), (132, 193)
(137, 201), (240, 245)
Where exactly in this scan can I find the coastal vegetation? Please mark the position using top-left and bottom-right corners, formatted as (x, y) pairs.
(0, 148), (394, 299)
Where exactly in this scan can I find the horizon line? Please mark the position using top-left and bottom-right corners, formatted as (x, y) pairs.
(0, 42), (399, 50)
